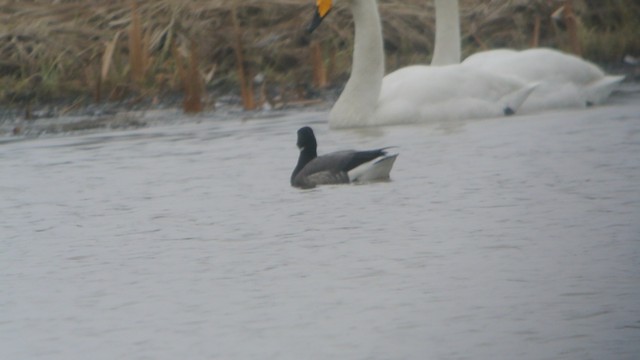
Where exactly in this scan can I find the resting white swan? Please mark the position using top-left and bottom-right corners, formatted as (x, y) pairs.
(427, 0), (625, 111)
(309, 0), (536, 129)
(462, 48), (625, 111)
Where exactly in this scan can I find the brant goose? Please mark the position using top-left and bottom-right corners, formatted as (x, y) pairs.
(291, 126), (398, 188)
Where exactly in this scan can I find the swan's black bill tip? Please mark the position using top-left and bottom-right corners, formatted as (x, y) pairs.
(307, 9), (328, 34)
(503, 107), (515, 116)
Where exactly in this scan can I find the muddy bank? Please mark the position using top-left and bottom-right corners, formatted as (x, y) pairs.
(0, 90), (336, 140)
(4, 72), (640, 140)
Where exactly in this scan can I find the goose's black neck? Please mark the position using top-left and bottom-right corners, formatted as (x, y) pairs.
(291, 147), (317, 184)
(291, 126), (319, 185)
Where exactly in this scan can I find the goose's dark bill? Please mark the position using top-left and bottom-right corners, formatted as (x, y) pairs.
(291, 126), (398, 189)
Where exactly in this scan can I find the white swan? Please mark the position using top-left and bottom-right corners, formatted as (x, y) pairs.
(426, 0), (626, 111)
(309, 0), (536, 129)
(463, 48), (625, 111)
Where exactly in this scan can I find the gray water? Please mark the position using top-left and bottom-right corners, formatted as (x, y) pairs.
(1, 95), (640, 360)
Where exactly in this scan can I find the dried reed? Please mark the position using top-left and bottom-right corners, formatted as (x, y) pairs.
(182, 41), (204, 113)
(563, 0), (582, 56)
(129, 0), (150, 88)
(99, 32), (121, 102)
(311, 42), (328, 88)
(231, 5), (255, 111)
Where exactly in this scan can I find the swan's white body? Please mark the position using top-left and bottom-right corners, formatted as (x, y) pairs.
(462, 48), (625, 111)
(375, 65), (535, 125)
(424, 0), (624, 112)
(327, 0), (535, 128)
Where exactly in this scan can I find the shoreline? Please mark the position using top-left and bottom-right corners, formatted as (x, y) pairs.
(2, 77), (639, 141)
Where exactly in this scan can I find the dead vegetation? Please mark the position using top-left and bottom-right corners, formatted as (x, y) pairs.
(0, 0), (638, 114)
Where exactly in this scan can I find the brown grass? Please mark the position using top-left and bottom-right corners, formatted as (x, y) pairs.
(0, 0), (638, 109)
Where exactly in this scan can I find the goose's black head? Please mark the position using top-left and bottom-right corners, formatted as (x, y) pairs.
(297, 126), (317, 153)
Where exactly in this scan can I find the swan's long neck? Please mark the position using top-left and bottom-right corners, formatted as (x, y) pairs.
(330, 0), (384, 128)
(431, 0), (460, 66)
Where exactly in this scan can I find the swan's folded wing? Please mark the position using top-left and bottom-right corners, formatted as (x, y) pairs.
(584, 75), (625, 105)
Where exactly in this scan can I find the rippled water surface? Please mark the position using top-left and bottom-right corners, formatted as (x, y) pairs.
(2, 95), (640, 360)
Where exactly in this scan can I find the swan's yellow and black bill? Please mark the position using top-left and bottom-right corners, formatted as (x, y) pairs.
(308, 0), (333, 33)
